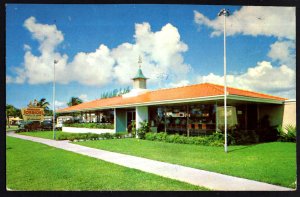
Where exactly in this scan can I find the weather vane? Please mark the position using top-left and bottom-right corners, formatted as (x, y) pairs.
(138, 55), (142, 68)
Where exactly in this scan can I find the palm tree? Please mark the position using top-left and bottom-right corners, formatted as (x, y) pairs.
(35, 98), (53, 116)
(38, 98), (50, 110)
(67, 97), (83, 106)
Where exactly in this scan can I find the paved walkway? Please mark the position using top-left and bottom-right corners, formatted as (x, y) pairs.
(7, 133), (293, 191)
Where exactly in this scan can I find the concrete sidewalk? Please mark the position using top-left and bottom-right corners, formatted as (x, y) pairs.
(7, 133), (294, 191)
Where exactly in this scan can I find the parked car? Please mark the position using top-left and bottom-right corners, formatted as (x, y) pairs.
(18, 121), (42, 132)
(17, 120), (24, 127)
(56, 122), (63, 129)
(41, 120), (53, 130)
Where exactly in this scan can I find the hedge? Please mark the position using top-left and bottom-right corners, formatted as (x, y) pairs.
(144, 132), (225, 146)
(57, 132), (128, 142)
(63, 123), (114, 129)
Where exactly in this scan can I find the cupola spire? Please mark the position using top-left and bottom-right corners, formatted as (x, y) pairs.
(132, 56), (148, 89)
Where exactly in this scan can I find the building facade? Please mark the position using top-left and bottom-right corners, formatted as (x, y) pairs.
(57, 65), (295, 135)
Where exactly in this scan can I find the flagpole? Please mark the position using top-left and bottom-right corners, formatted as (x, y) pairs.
(218, 9), (230, 153)
(53, 60), (58, 140)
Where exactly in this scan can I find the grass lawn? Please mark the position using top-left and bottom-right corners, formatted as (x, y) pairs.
(75, 138), (296, 188)
(18, 130), (65, 139)
(6, 125), (19, 131)
(6, 136), (207, 191)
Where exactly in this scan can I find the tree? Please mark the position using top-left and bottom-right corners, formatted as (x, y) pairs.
(100, 87), (131, 99)
(36, 98), (52, 116)
(45, 109), (53, 116)
(38, 98), (50, 110)
(6, 104), (21, 128)
(67, 97), (83, 106)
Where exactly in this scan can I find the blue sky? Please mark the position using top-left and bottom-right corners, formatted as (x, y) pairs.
(6, 4), (296, 109)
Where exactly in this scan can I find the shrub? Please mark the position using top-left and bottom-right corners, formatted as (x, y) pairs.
(114, 132), (128, 139)
(131, 121), (136, 138)
(88, 133), (100, 140)
(57, 133), (69, 140)
(155, 132), (168, 141)
(165, 134), (181, 143)
(57, 132), (123, 141)
(74, 134), (83, 141)
(229, 129), (259, 145)
(64, 123), (114, 129)
(193, 137), (208, 145)
(80, 134), (88, 141)
(101, 132), (114, 139)
(144, 131), (225, 147)
(277, 124), (296, 142)
(137, 120), (150, 139)
(145, 132), (156, 141)
(68, 136), (76, 142)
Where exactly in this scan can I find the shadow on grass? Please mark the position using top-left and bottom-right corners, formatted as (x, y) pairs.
(227, 144), (255, 153)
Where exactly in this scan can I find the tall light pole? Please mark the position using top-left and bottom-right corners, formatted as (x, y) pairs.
(218, 8), (230, 153)
(53, 60), (58, 140)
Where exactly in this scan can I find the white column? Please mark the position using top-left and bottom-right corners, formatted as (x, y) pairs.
(114, 108), (117, 133)
(136, 106), (149, 138)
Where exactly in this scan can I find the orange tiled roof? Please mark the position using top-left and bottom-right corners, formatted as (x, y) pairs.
(57, 83), (286, 113)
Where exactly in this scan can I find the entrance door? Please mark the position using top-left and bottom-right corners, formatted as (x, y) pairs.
(126, 110), (136, 133)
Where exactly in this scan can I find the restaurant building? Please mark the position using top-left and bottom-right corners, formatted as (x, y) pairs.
(57, 65), (295, 136)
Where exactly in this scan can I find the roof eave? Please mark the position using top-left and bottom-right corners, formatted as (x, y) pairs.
(57, 94), (285, 114)
(227, 95), (285, 104)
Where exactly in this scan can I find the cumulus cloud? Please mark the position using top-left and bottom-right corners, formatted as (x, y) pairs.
(168, 80), (190, 88)
(23, 44), (31, 51)
(79, 94), (89, 102)
(68, 45), (115, 86)
(268, 40), (295, 68)
(24, 16), (64, 53)
(197, 61), (295, 99)
(194, 6), (295, 40)
(7, 17), (69, 85)
(54, 100), (67, 109)
(7, 17), (190, 87)
(112, 22), (190, 85)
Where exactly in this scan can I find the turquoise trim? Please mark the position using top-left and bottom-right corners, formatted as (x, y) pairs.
(133, 68), (147, 79)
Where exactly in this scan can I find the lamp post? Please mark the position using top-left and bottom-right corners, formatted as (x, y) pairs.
(53, 60), (58, 140)
(218, 8), (230, 153)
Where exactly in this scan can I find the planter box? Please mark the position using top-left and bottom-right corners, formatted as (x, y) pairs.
(62, 127), (115, 134)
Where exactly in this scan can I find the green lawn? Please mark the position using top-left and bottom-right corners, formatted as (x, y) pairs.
(18, 130), (64, 139)
(75, 138), (296, 188)
(6, 125), (19, 131)
(6, 136), (207, 191)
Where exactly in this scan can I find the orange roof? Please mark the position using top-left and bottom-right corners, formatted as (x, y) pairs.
(57, 83), (286, 113)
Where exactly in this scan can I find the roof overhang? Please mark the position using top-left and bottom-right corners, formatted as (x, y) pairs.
(57, 94), (284, 113)
(227, 95), (285, 104)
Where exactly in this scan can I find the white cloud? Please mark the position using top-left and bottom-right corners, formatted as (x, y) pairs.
(9, 18), (190, 87)
(79, 94), (89, 102)
(197, 61), (295, 99)
(194, 6), (295, 40)
(8, 17), (69, 85)
(68, 44), (115, 86)
(268, 40), (295, 68)
(24, 16), (64, 53)
(112, 22), (190, 85)
(54, 100), (67, 109)
(23, 44), (31, 51)
(168, 80), (190, 88)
